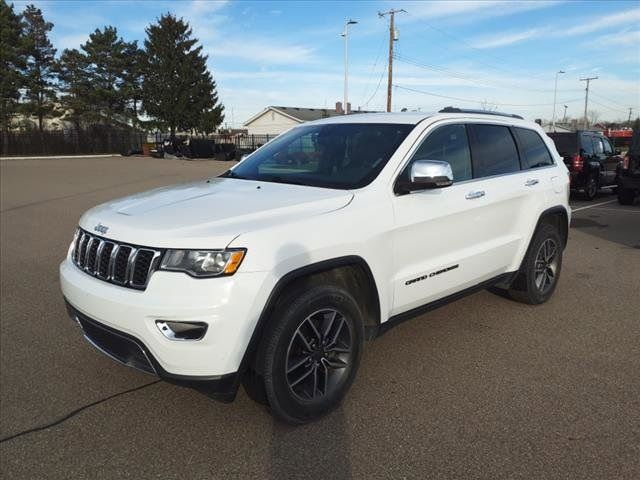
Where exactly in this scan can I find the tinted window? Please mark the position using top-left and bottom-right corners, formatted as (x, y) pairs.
(226, 123), (413, 189)
(549, 133), (578, 155)
(515, 128), (554, 169)
(470, 124), (520, 178)
(580, 134), (594, 155)
(592, 136), (604, 155)
(602, 137), (613, 155)
(408, 124), (472, 182)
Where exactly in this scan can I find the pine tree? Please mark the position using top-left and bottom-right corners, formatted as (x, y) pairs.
(81, 26), (137, 124)
(199, 84), (225, 136)
(56, 48), (90, 131)
(56, 26), (142, 128)
(21, 4), (57, 132)
(142, 13), (224, 137)
(0, 0), (26, 138)
(120, 42), (145, 128)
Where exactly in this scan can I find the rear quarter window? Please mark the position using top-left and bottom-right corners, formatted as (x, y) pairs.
(514, 128), (554, 169)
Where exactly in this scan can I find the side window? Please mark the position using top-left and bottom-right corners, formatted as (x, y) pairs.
(407, 124), (472, 182)
(514, 127), (554, 169)
(593, 136), (604, 155)
(602, 137), (613, 155)
(580, 134), (594, 155)
(470, 124), (520, 178)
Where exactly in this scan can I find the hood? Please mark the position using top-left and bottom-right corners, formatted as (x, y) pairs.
(79, 178), (353, 248)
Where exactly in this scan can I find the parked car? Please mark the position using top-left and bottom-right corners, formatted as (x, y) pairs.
(548, 130), (622, 200)
(60, 108), (570, 423)
(617, 124), (640, 205)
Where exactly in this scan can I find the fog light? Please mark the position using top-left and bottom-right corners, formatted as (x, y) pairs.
(156, 321), (208, 341)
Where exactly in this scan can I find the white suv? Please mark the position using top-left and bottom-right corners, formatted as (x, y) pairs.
(60, 108), (570, 423)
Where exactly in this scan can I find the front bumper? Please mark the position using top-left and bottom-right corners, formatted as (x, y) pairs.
(60, 257), (271, 380)
(66, 302), (239, 401)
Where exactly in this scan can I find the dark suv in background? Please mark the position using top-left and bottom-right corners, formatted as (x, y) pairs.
(548, 130), (622, 200)
(617, 124), (640, 205)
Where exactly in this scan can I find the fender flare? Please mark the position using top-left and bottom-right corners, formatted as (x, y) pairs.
(238, 255), (381, 376)
(531, 205), (570, 250)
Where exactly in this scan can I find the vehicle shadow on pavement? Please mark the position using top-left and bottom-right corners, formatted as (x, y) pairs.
(269, 408), (352, 480)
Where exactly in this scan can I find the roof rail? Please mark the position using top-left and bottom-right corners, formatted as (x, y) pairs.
(439, 106), (523, 120)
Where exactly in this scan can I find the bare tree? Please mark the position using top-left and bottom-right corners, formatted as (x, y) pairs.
(587, 110), (600, 127)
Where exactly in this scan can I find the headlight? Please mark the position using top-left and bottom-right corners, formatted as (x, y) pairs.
(160, 249), (246, 277)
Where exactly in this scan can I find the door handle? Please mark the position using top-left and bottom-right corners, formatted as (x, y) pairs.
(465, 190), (485, 200)
(525, 179), (539, 187)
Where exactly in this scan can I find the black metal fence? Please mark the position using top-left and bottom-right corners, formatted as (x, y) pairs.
(210, 134), (277, 153)
(1, 127), (147, 157)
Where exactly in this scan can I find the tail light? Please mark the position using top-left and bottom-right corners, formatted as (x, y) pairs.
(572, 154), (583, 172)
(622, 155), (630, 170)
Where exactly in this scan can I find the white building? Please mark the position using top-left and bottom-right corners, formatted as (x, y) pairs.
(243, 104), (375, 135)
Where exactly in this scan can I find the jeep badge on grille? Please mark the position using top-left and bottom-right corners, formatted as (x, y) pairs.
(94, 223), (109, 235)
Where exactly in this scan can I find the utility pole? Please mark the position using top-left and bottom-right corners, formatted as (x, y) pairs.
(341, 19), (358, 115)
(628, 107), (633, 123)
(580, 76), (598, 129)
(378, 8), (405, 112)
(551, 70), (565, 132)
(562, 105), (568, 123)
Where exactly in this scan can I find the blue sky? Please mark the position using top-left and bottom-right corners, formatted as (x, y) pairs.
(13, 0), (640, 125)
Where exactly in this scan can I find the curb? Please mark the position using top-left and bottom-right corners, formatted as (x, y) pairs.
(1, 154), (120, 161)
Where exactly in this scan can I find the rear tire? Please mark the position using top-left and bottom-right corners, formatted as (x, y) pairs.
(257, 284), (364, 423)
(618, 188), (635, 205)
(582, 173), (598, 200)
(508, 223), (563, 305)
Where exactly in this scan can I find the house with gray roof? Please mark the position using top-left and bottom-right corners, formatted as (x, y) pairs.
(243, 103), (375, 135)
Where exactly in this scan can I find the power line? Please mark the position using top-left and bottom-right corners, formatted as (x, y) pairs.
(394, 84), (583, 108)
(359, 21), (387, 106)
(394, 53), (582, 95)
(363, 57), (388, 108)
(404, 11), (555, 82)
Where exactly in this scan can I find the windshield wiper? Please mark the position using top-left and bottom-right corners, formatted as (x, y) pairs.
(220, 170), (247, 179)
(262, 176), (308, 186)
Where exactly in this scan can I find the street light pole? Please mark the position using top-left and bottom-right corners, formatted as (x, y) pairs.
(342, 19), (358, 115)
(551, 70), (565, 132)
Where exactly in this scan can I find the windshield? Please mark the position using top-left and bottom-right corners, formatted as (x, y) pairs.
(223, 123), (414, 189)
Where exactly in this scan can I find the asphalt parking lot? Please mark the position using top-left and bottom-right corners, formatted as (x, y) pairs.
(1, 155), (639, 479)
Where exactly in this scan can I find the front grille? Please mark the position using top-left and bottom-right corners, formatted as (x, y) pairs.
(71, 228), (162, 290)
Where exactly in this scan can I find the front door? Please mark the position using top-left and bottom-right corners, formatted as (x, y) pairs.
(390, 122), (530, 316)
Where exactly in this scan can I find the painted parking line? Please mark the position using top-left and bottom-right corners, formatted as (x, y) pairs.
(583, 207), (640, 214)
(571, 199), (617, 213)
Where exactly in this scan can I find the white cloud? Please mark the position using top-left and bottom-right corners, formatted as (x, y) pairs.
(210, 40), (316, 65)
(471, 28), (546, 49)
(406, 0), (561, 22)
(560, 7), (640, 36)
(587, 29), (640, 48)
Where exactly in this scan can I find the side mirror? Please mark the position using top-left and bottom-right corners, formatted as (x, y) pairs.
(614, 149), (621, 156)
(407, 160), (453, 191)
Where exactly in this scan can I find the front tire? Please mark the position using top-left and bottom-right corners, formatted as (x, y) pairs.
(508, 223), (563, 305)
(258, 285), (364, 423)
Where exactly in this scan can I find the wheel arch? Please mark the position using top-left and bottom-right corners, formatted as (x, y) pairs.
(533, 205), (570, 250)
(239, 255), (382, 376)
